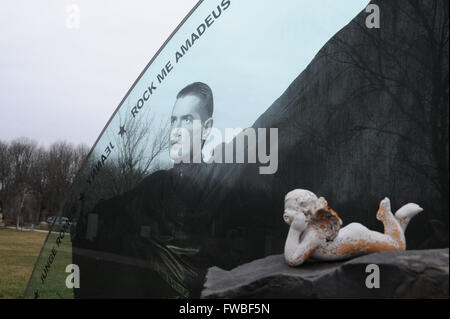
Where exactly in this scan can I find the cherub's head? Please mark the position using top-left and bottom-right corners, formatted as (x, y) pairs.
(284, 189), (343, 240)
(283, 189), (328, 233)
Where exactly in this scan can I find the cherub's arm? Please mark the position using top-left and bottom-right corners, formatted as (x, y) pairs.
(284, 226), (323, 267)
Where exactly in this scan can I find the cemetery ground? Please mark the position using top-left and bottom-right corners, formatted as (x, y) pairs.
(0, 228), (47, 298)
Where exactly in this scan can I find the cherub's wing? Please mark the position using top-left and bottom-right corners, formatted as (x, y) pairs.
(311, 206), (342, 241)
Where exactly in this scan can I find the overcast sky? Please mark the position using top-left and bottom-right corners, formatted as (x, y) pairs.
(0, 0), (198, 147)
(0, 0), (367, 149)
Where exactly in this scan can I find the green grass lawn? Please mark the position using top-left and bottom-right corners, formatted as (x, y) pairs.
(0, 228), (47, 299)
(25, 230), (74, 299)
(0, 227), (75, 299)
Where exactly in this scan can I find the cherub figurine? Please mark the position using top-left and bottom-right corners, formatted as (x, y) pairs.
(283, 189), (423, 266)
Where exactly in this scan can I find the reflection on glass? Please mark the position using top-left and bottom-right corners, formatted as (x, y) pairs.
(26, 0), (450, 299)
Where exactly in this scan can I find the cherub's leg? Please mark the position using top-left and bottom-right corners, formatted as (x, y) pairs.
(376, 198), (405, 250)
(314, 199), (406, 260)
(394, 203), (423, 232)
(314, 222), (400, 260)
(314, 198), (420, 261)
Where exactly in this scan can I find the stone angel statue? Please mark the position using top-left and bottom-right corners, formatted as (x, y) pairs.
(283, 189), (423, 267)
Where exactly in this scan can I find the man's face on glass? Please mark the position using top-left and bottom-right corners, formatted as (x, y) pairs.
(170, 94), (210, 163)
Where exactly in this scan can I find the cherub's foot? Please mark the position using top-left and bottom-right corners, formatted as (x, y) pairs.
(394, 203), (423, 232)
(376, 197), (406, 250)
(376, 197), (393, 222)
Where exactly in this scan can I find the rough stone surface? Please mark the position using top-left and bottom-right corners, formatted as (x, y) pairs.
(202, 249), (449, 299)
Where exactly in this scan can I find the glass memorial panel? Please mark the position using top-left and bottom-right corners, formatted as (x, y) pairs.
(24, 0), (448, 298)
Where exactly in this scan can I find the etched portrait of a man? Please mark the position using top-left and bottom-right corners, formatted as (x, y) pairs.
(72, 81), (219, 299)
(169, 82), (214, 164)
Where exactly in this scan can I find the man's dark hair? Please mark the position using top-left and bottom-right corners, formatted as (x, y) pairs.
(176, 82), (214, 120)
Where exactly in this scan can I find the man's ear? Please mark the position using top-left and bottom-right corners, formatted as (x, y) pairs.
(202, 117), (213, 141)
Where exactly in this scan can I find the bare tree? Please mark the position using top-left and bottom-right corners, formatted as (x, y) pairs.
(321, 1), (448, 200)
(91, 113), (171, 198)
(4, 138), (37, 226)
(308, 0), (449, 246)
(40, 142), (88, 215)
(10, 186), (35, 229)
(0, 138), (89, 225)
(0, 140), (10, 213)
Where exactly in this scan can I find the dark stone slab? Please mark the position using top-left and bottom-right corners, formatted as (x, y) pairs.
(202, 249), (449, 299)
